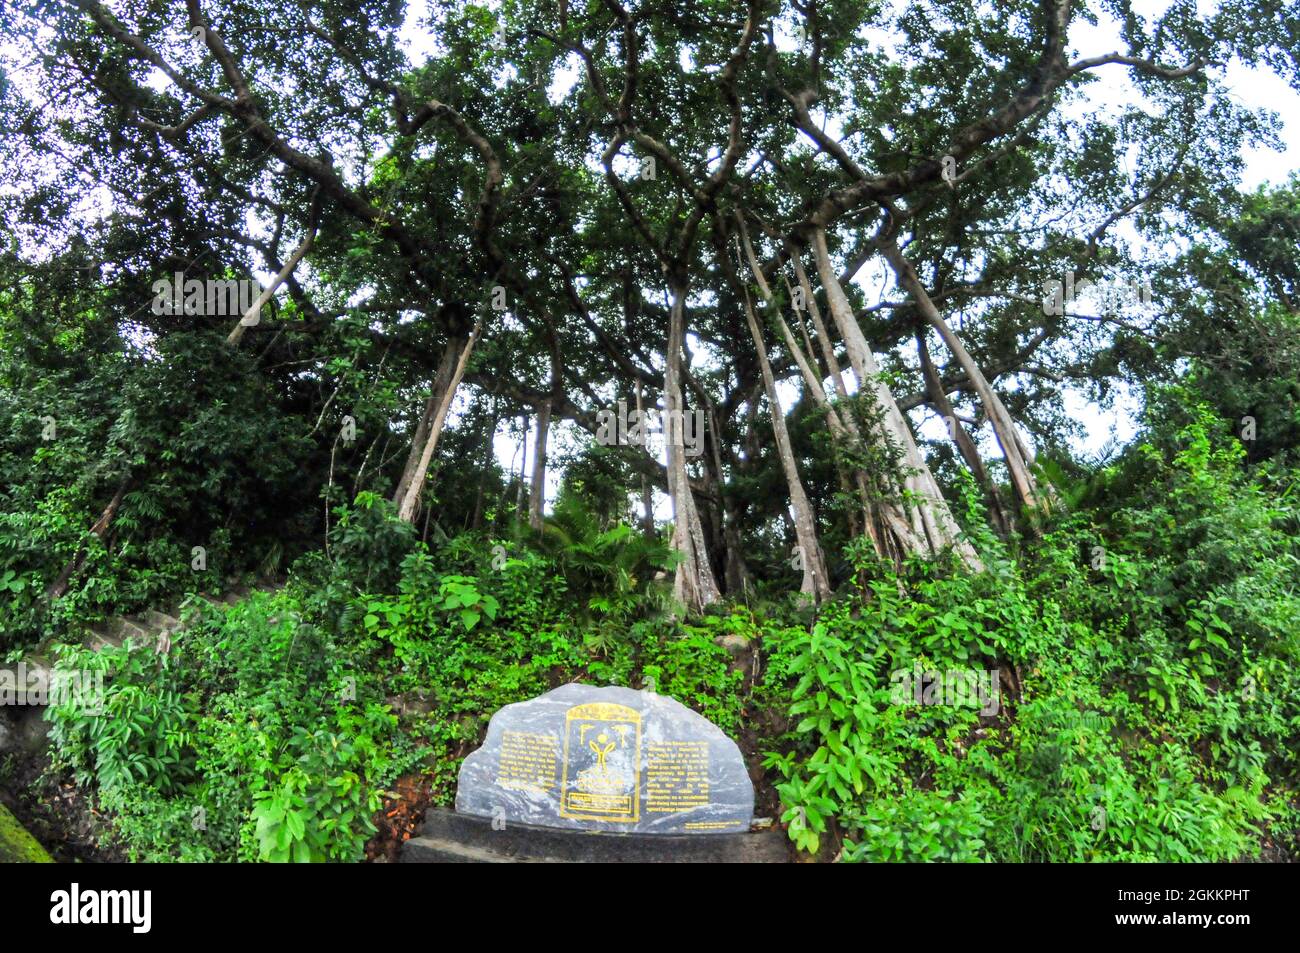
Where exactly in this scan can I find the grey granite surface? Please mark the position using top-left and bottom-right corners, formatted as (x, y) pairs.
(455, 684), (753, 834)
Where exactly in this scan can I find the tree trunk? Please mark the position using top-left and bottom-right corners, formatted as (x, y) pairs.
(393, 333), (465, 507)
(916, 332), (1013, 536)
(665, 284), (723, 612)
(635, 382), (655, 537)
(734, 222), (832, 599)
(47, 476), (131, 601)
(396, 318), (481, 523)
(724, 393), (763, 598)
(786, 247), (890, 555)
(227, 229), (315, 347)
(881, 240), (1043, 515)
(515, 418), (528, 521)
(811, 228), (982, 569)
(528, 399), (551, 532)
(740, 285), (832, 601)
(787, 243), (851, 402)
(775, 285), (879, 552)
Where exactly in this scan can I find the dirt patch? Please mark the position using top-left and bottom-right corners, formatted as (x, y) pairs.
(366, 772), (433, 862)
(0, 746), (120, 863)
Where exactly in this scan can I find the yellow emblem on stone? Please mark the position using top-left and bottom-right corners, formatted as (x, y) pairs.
(559, 702), (641, 822)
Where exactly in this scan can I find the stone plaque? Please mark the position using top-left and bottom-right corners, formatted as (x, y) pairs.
(455, 684), (753, 834)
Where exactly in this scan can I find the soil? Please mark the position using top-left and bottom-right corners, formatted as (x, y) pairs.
(0, 744), (121, 863)
(365, 772), (433, 862)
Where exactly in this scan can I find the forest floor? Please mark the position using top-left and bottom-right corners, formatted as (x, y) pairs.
(0, 741), (121, 862)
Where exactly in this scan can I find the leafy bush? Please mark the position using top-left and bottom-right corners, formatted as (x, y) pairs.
(763, 405), (1299, 861)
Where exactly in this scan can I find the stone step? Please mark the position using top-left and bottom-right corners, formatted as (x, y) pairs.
(400, 837), (550, 864)
(115, 621), (155, 649)
(101, 616), (150, 642)
(0, 656), (51, 700)
(197, 583), (258, 607)
(84, 616), (148, 652)
(185, 590), (234, 610)
(140, 609), (182, 632)
(401, 808), (790, 864)
(81, 632), (118, 653)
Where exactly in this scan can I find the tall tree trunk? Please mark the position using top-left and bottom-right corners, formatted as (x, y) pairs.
(635, 381), (655, 538)
(665, 284), (723, 612)
(392, 333), (465, 507)
(700, 401), (752, 597)
(811, 228), (982, 569)
(724, 393), (764, 597)
(528, 399), (551, 532)
(740, 285), (832, 601)
(515, 418), (528, 521)
(396, 318), (482, 523)
(786, 247), (889, 554)
(734, 222), (832, 599)
(916, 333), (1012, 536)
(715, 438), (754, 598)
(881, 240), (1043, 515)
(776, 282), (878, 551)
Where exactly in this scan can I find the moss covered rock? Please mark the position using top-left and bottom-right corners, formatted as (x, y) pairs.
(0, 801), (53, 863)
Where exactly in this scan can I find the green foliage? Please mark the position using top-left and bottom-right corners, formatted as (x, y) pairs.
(250, 727), (385, 863)
(764, 406), (1298, 861)
(47, 641), (197, 795)
(46, 589), (403, 862)
(842, 792), (992, 863)
(538, 493), (677, 627)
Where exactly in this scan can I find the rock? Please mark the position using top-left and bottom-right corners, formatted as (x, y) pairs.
(0, 802), (53, 863)
(713, 633), (754, 674)
(83, 616), (149, 653)
(81, 633), (117, 653)
(455, 683), (753, 835)
(141, 609), (181, 633)
(714, 633), (750, 655)
(385, 692), (438, 718)
(0, 659), (50, 704)
(717, 631), (759, 676)
(15, 708), (51, 754)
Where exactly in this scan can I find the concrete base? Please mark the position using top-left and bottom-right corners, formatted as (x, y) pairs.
(401, 808), (790, 863)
